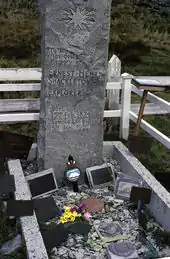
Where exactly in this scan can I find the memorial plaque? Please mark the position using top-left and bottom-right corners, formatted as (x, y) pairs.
(154, 172), (170, 191)
(0, 175), (16, 196)
(128, 136), (152, 154)
(37, 0), (112, 183)
(0, 131), (33, 159)
(99, 221), (122, 238)
(34, 196), (59, 221)
(6, 200), (34, 217)
(0, 159), (5, 175)
(42, 224), (69, 250)
(66, 222), (92, 235)
(26, 169), (58, 199)
(86, 163), (114, 189)
(114, 174), (143, 201)
(106, 241), (139, 259)
(130, 186), (152, 204)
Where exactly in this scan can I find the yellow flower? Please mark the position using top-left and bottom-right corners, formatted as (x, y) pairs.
(60, 217), (67, 223)
(70, 216), (76, 222)
(72, 211), (78, 217)
(77, 213), (81, 217)
(65, 206), (71, 212)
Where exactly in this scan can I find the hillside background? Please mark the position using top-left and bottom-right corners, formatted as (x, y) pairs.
(0, 0), (170, 175)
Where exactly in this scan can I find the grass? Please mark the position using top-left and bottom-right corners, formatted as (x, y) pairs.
(0, 0), (170, 256)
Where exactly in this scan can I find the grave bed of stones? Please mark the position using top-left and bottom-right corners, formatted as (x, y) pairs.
(7, 157), (170, 259)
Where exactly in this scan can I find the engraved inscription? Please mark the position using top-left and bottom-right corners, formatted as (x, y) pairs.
(49, 108), (102, 132)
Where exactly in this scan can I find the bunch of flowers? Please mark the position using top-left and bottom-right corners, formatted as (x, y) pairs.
(59, 204), (91, 224)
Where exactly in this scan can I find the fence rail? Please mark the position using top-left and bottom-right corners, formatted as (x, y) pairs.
(0, 54), (169, 149)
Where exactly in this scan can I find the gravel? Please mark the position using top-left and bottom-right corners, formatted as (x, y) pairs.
(22, 159), (170, 259)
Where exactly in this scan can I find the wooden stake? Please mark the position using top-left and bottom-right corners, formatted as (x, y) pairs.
(134, 90), (148, 136)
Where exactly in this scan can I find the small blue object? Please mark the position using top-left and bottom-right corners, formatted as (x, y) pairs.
(66, 168), (80, 182)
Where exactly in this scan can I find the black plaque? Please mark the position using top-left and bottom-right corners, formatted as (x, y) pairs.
(128, 135), (152, 154)
(28, 173), (56, 198)
(0, 175), (16, 196)
(130, 186), (152, 204)
(42, 224), (69, 250)
(34, 196), (59, 221)
(0, 131), (33, 159)
(66, 222), (92, 236)
(6, 200), (34, 216)
(154, 172), (170, 191)
(0, 159), (5, 175)
(91, 167), (113, 186)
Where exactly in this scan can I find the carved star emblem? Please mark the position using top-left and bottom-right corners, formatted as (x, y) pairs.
(64, 7), (95, 31)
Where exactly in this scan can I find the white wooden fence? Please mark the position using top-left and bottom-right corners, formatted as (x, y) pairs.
(0, 55), (169, 149)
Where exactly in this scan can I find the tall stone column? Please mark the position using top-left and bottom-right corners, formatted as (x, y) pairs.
(38, 0), (112, 183)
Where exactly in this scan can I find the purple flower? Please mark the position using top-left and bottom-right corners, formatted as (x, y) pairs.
(77, 204), (87, 213)
(58, 209), (65, 217)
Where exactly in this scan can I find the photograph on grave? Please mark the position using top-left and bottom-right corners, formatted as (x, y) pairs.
(37, 0), (112, 183)
(86, 163), (115, 189)
(0, 131), (33, 159)
(64, 155), (81, 192)
(26, 168), (58, 199)
(0, 175), (16, 196)
(6, 200), (34, 217)
(33, 196), (59, 221)
(114, 174), (143, 201)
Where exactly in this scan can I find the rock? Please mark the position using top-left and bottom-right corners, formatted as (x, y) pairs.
(0, 234), (22, 255)
(80, 197), (104, 213)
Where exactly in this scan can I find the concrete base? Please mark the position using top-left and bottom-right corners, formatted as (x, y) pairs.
(111, 141), (170, 232)
(8, 159), (49, 259)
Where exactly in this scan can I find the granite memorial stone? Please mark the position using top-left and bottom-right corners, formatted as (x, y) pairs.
(38, 0), (112, 182)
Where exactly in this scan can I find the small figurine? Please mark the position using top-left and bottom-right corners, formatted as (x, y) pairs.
(65, 155), (81, 192)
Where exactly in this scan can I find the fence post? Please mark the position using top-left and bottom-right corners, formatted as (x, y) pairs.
(107, 55), (121, 126)
(119, 75), (133, 140)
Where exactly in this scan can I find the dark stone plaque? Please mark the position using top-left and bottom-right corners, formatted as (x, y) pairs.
(130, 186), (152, 204)
(34, 196), (59, 221)
(107, 241), (139, 258)
(86, 163), (114, 188)
(128, 136), (152, 154)
(37, 0), (112, 183)
(65, 222), (92, 236)
(6, 200), (34, 217)
(27, 172), (57, 198)
(0, 175), (16, 196)
(0, 131), (33, 159)
(42, 224), (69, 250)
(154, 172), (170, 191)
(0, 159), (5, 175)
